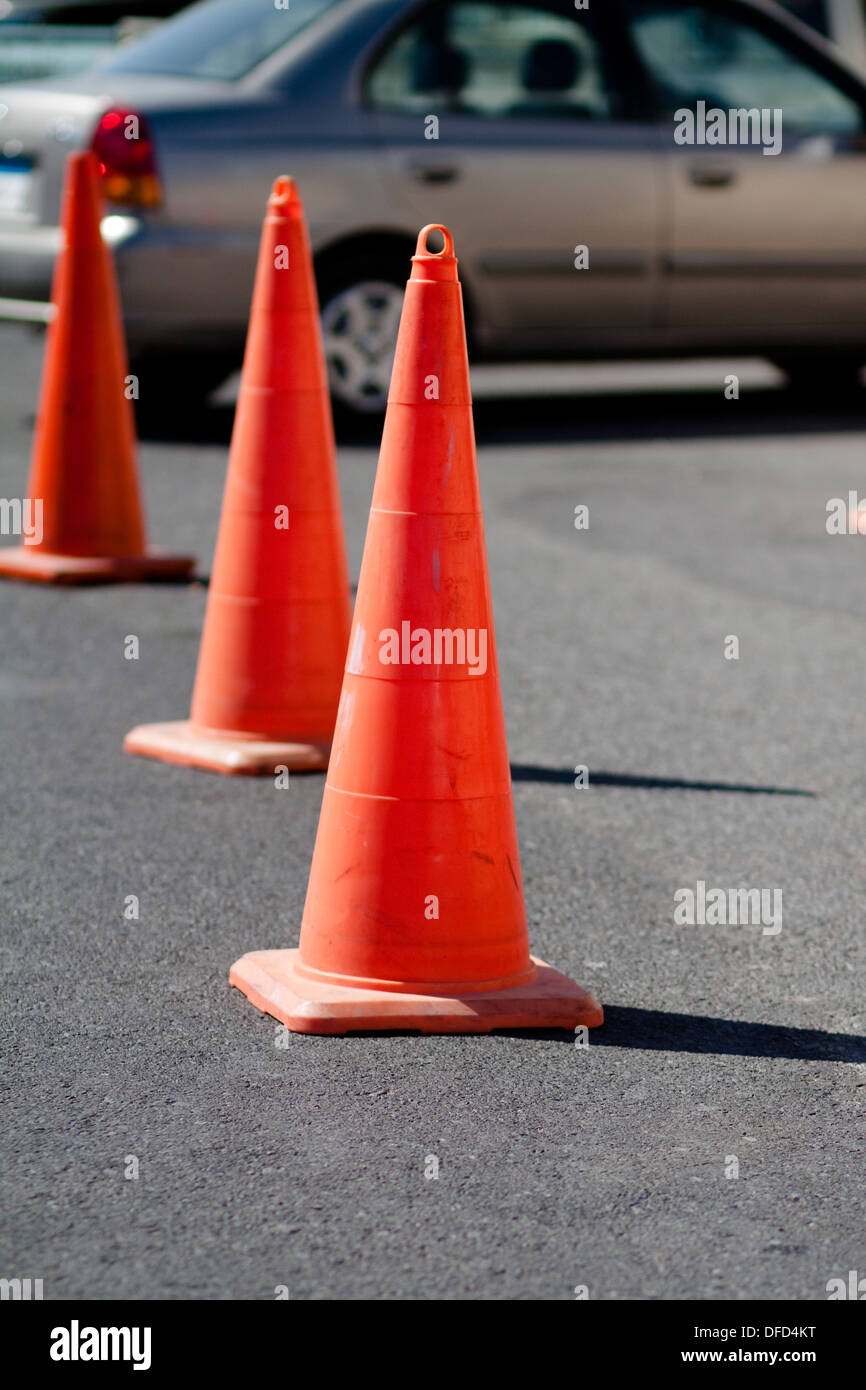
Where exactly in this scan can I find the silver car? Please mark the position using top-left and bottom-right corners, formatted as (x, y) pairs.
(2, 0), (866, 420)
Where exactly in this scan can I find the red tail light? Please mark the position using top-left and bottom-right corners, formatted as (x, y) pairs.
(91, 108), (162, 208)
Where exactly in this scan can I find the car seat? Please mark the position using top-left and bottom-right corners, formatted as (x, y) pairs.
(510, 37), (596, 119)
(410, 40), (470, 110)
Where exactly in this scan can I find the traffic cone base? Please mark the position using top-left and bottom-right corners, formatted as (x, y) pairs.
(229, 949), (603, 1035)
(0, 546), (194, 585)
(124, 720), (329, 775)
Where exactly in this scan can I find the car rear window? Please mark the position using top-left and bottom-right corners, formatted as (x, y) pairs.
(2, 2), (184, 21)
(96, 0), (341, 80)
(776, 2), (831, 39)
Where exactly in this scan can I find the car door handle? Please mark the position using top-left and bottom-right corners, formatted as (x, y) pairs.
(689, 164), (736, 188)
(410, 163), (460, 184)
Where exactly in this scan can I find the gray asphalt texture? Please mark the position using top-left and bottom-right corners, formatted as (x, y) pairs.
(1, 322), (865, 1301)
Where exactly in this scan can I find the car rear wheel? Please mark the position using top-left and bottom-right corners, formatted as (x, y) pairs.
(318, 260), (405, 426)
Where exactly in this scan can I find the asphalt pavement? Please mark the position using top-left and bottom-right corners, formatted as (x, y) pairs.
(1, 322), (865, 1301)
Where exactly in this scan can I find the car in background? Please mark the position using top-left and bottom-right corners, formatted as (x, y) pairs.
(2, 0), (866, 421)
(0, 1), (189, 85)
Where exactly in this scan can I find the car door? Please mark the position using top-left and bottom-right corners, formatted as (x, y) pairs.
(363, 0), (668, 355)
(621, 0), (866, 347)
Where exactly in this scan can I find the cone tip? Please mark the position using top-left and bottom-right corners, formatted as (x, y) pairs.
(60, 150), (102, 233)
(411, 224), (459, 281)
(269, 175), (299, 209)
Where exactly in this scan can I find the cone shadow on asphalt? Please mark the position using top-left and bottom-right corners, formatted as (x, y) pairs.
(509, 764), (815, 797)
(240, 1008), (866, 1056)
(589, 1007), (866, 1062)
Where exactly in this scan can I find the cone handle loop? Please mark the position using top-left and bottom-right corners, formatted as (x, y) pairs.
(416, 224), (454, 258)
(411, 225), (458, 282)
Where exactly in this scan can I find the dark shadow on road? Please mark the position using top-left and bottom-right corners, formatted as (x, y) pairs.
(146, 572), (210, 587)
(593, 1006), (866, 1062)
(510, 764), (816, 797)
(329, 1013), (865, 1056)
(471, 383), (866, 446)
(136, 402), (235, 445)
(134, 383), (866, 448)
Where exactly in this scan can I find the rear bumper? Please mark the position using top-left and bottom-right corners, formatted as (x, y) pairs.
(0, 295), (53, 323)
(0, 223), (61, 302)
(0, 215), (256, 355)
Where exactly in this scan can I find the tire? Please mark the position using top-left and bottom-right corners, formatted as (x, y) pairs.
(774, 352), (864, 400)
(316, 253), (407, 433)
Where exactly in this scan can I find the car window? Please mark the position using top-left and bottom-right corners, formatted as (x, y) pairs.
(365, 1), (620, 121)
(98, 0), (340, 80)
(624, 1), (862, 131)
(0, 26), (117, 81)
(13, 3), (183, 20)
(775, 0), (830, 37)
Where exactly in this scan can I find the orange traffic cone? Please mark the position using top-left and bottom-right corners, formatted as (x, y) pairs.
(124, 177), (351, 774)
(0, 152), (194, 584)
(230, 225), (603, 1032)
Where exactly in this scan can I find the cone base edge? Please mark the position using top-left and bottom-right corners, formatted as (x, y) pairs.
(229, 948), (603, 1034)
(124, 721), (330, 774)
(0, 547), (196, 585)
